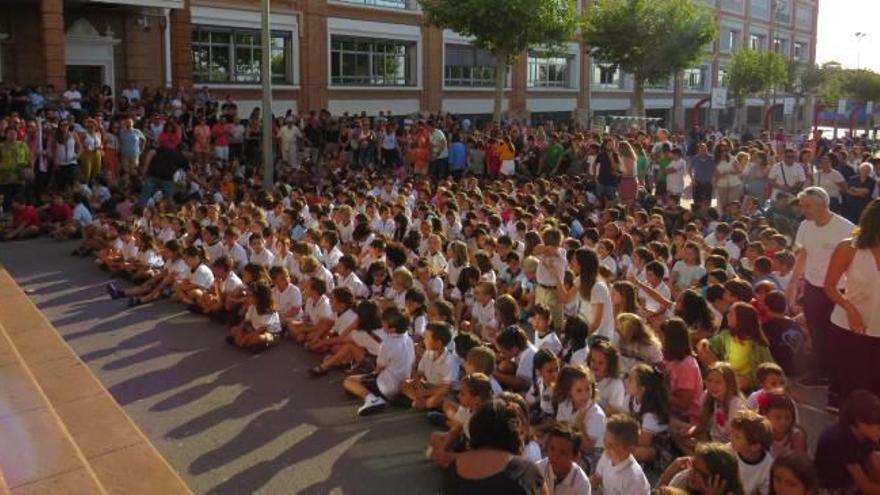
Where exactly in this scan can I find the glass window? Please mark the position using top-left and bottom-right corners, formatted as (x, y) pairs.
(723, 29), (741, 52)
(772, 38), (789, 56)
(795, 5), (813, 29)
(330, 35), (416, 86)
(684, 67), (705, 90)
(793, 41), (806, 60)
(592, 61), (620, 88)
(774, 0), (791, 23)
(718, 67), (729, 87)
(444, 44), (500, 87)
(192, 26), (292, 84)
(751, 0), (770, 20)
(528, 52), (574, 88)
(721, 0), (744, 13)
(749, 34), (765, 51)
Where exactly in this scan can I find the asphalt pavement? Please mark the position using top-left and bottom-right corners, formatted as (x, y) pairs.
(0, 239), (441, 495)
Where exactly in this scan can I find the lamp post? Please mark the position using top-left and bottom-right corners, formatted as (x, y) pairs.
(260, 0), (274, 190)
(855, 32), (867, 70)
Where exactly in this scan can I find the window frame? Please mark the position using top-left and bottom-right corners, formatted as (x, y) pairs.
(329, 34), (417, 87)
(443, 43), (505, 89)
(527, 50), (576, 89)
(592, 60), (621, 89)
(191, 25), (293, 85)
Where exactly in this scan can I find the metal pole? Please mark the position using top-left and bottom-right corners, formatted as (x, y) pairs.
(261, 0), (274, 190)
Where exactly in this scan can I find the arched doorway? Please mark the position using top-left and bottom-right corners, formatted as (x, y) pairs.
(65, 18), (119, 93)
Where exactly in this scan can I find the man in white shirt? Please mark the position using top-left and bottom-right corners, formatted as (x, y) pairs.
(63, 83), (82, 112)
(278, 119), (302, 167)
(768, 149), (806, 199)
(790, 187), (854, 393)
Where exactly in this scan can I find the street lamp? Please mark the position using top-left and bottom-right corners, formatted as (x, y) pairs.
(855, 32), (867, 70)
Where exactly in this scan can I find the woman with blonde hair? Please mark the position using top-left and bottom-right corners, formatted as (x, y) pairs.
(618, 140), (638, 203)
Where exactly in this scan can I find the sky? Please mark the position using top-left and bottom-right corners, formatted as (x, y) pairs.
(816, 0), (880, 71)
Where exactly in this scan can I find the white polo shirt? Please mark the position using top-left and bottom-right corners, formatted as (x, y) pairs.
(417, 348), (458, 386)
(594, 453), (650, 495)
(536, 247), (567, 287)
(338, 272), (369, 299)
(376, 333), (416, 397)
(222, 272), (245, 294)
(794, 213), (855, 287)
(536, 458), (592, 495)
(305, 295), (333, 324)
(190, 264), (215, 289)
(245, 306), (282, 334)
(330, 308), (358, 335)
(249, 248), (275, 267)
(273, 283), (303, 316)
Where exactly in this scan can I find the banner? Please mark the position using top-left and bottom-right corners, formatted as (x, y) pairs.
(783, 97), (795, 115)
(710, 87), (728, 109)
(838, 99), (847, 115)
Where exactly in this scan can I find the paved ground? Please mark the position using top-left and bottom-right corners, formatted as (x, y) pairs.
(0, 239), (440, 495)
(0, 238), (836, 494)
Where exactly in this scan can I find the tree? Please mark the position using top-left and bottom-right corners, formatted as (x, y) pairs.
(419, 0), (580, 121)
(727, 49), (787, 128)
(842, 69), (880, 104)
(582, 0), (717, 117)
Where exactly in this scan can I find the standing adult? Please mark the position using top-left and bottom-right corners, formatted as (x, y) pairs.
(118, 117), (145, 178)
(790, 187), (855, 395)
(138, 144), (188, 207)
(713, 142), (742, 209)
(811, 154), (847, 214)
(843, 163), (876, 224)
(768, 148), (806, 200)
(689, 143), (716, 206)
(595, 137), (620, 203)
(617, 141), (638, 204)
(428, 120), (448, 180)
(278, 118), (301, 168)
(0, 127), (31, 210)
(824, 199), (880, 401)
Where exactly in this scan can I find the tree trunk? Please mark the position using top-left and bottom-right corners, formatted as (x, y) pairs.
(493, 52), (508, 123)
(632, 75), (646, 118)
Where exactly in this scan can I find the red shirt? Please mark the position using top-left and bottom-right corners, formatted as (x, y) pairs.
(47, 203), (72, 222)
(13, 206), (40, 227)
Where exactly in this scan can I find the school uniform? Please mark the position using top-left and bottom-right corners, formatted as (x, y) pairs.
(138, 249), (164, 269)
(535, 458), (592, 495)
(273, 284), (303, 317)
(223, 242), (248, 270)
(556, 399), (607, 448)
(350, 327), (385, 356)
(222, 272), (245, 294)
(304, 295), (334, 324)
(417, 348), (458, 386)
(319, 246), (343, 269)
(249, 248), (275, 267)
(205, 241), (224, 262)
(244, 305), (282, 334)
(515, 343), (539, 386)
(330, 308), (358, 335)
(535, 331), (563, 355)
(415, 277), (444, 300)
(121, 239), (140, 261)
(596, 377), (627, 413)
(373, 333), (416, 398)
(338, 272), (369, 299)
(411, 313), (427, 339)
(190, 264), (215, 290)
(470, 299), (497, 336)
(526, 377), (555, 419)
(594, 453), (650, 495)
(169, 259), (190, 281)
(737, 450), (773, 495)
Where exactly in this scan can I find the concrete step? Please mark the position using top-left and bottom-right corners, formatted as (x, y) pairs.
(0, 269), (190, 495)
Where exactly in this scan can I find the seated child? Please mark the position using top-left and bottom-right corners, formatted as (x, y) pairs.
(494, 325), (537, 392)
(343, 307), (416, 416)
(592, 414), (651, 494)
(427, 372), (493, 469)
(401, 322), (457, 410)
(171, 246), (214, 307)
(756, 388), (807, 457)
(287, 277), (333, 344)
(525, 348), (559, 424)
(761, 291), (807, 376)
(227, 281), (282, 351)
(555, 364), (607, 470)
(625, 363), (670, 464)
(532, 304), (562, 355)
(814, 390), (880, 494)
(588, 339), (626, 415)
(730, 410), (775, 495)
(746, 362), (787, 410)
(535, 423), (592, 495)
(197, 255), (245, 319)
(305, 287), (357, 353)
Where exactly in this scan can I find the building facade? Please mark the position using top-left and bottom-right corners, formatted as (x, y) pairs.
(0, 0), (818, 129)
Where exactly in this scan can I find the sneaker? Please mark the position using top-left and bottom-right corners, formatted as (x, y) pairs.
(106, 282), (123, 300)
(798, 375), (829, 388)
(357, 394), (387, 416)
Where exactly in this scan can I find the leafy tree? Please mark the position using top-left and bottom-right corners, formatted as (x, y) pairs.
(727, 49), (787, 127)
(582, 0), (717, 117)
(842, 69), (880, 104)
(419, 0), (580, 121)
(815, 62), (845, 108)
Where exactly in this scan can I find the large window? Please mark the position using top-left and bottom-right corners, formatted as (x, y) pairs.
(684, 67), (706, 90)
(192, 26), (292, 84)
(750, 0), (770, 20)
(718, 67), (729, 87)
(773, 37), (789, 56)
(444, 44), (498, 88)
(793, 41), (805, 61)
(722, 28), (741, 52)
(749, 33), (766, 51)
(527, 52), (574, 88)
(592, 61), (620, 88)
(330, 35), (416, 87)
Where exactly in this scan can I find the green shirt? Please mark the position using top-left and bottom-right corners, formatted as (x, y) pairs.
(0, 142), (30, 185)
(655, 156), (671, 181)
(544, 143), (564, 169)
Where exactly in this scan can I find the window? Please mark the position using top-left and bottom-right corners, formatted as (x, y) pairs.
(772, 37), (788, 56)
(527, 52), (574, 88)
(592, 61), (620, 88)
(335, 0), (409, 8)
(795, 5), (813, 29)
(774, 0), (791, 23)
(718, 67), (729, 87)
(444, 44), (499, 88)
(684, 67), (706, 90)
(749, 34), (765, 51)
(793, 41), (805, 60)
(725, 29), (741, 52)
(192, 26), (292, 84)
(330, 35), (417, 86)
(646, 77), (671, 90)
(721, 0), (744, 13)
(751, 0), (770, 20)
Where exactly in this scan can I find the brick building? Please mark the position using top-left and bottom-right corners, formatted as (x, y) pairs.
(0, 0), (818, 129)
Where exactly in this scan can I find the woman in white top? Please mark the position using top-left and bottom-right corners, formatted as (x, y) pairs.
(558, 248), (615, 342)
(52, 122), (80, 189)
(713, 145), (743, 210)
(825, 198), (880, 400)
(812, 154), (847, 213)
(80, 118), (103, 183)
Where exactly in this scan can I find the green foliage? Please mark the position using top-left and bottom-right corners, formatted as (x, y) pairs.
(842, 69), (880, 103)
(582, 0), (717, 115)
(727, 49), (788, 104)
(419, 0), (579, 63)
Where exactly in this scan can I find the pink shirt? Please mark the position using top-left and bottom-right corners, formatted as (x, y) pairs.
(663, 356), (703, 422)
(212, 123), (231, 147)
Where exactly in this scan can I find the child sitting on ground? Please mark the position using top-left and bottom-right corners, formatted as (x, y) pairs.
(427, 372), (493, 469)
(536, 422), (592, 495)
(343, 307), (416, 416)
(525, 348), (559, 424)
(401, 322), (457, 410)
(730, 410), (775, 495)
(555, 364), (607, 471)
(592, 414), (651, 494)
(757, 388), (807, 457)
(227, 281), (282, 351)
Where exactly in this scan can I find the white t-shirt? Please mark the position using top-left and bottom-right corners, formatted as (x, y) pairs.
(576, 279), (615, 341)
(535, 331), (563, 356)
(305, 295), (334, 324)
(515, 344), (538, 386)
(417, 349), (458, 386)
(594, 454), (650, 495)
(222, 273), (245, 294)
(596, 377), (626, 413)
(273, 284), (303, 316)
(794, 213), (854, 286)
(671, 261), (706, 290)
(249, 248), (275, 267)
(556, 400), (606, 446)
(330, 308), (358, 335)
(338, 272), (369, 299)
(471, 300), (497, 335)
(536, 459), (592, 495)
(72, 203), (93, 227)
(768, 162), (807, 199)
(738, 451), (774, 495)
(814, 169), (846, 199)
(245, 306), (282, 334)
(536, 247), (567, 286)
(169, 259), (190, 281)
(666, 158), (687, 194)
(190, 264), (215, 289)
(715, 159), (742, 187)
(376, 333), (416, 397)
